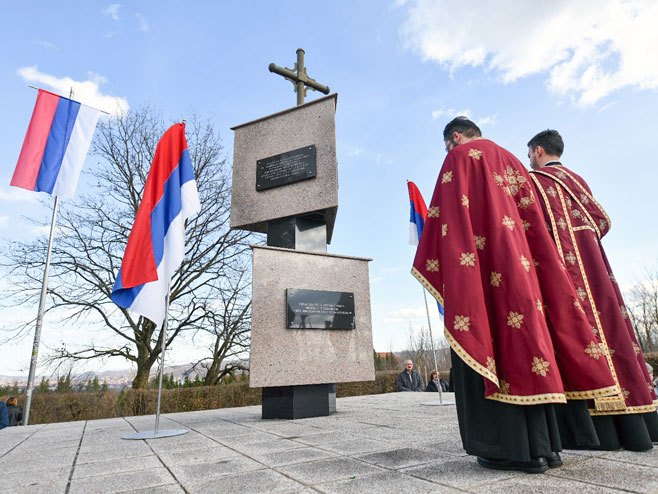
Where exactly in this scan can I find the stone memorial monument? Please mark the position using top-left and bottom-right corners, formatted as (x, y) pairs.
(230, 49), (375, 419)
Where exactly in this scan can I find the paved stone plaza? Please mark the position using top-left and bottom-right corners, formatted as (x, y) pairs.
(1, 392), (657, 493)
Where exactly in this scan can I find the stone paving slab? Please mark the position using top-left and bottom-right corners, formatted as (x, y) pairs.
(0, 392), (656, 493)
(68, 466), (175, 494)
(317, 470), (457, 494)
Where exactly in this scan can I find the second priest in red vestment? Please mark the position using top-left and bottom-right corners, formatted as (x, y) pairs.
(412, 117), (620, 470)
(528, 129), (658, 451)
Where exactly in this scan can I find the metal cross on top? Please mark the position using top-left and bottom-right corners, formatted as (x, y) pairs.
(269, 48), (330, 106)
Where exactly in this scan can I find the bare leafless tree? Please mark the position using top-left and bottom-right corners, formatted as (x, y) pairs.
(0, 107), (256, 388)
(191, 267), (252, 385)
(627, 264), (658, 353)
(400, 324), (450, 382)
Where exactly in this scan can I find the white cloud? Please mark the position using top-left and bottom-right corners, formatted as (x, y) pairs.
(33, 39), (58, 50)
(475, 114), (498, 126)
(135, 13), (150, 32)
(103, 3), (121, 21)
(0, 188), (40, 202)
(597, 101), (616, 115)
(381, 266), (404, 274)
(28, 224), (65, 237)
(400, 0), (658, 105)
(17, 65), (129, 116)
(431, 106), (497, 126)
(0, 216), (8, 227)
(30, 225), (52, 237)
(431, 107), (471, 121)
(383, 305), (426, 322)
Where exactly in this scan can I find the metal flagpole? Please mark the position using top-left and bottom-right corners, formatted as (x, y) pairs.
(420, 288), (454, 407)
(23, 86), (78, 426)
(22, 196), (60, 426)
(422, 288), (442, 404)
(154, 286), (170, 434)
(123, 285), (187, 439)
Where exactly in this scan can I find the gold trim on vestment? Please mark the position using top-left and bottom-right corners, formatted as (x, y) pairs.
(442, 328), (499, 387)
(530, 174), (564, 259)
(532, 167), (606, 239)
(589, 402), (657, 416)
(556, 166), (611, 234)
(411, 266), (444, 307)
(594, 396), (628, 412)
(487, 392), (566, 405)
(556, 186), (626, 409)
(572, 225), (597, 233)
(564, 385), (621, 400)
(411, 268), (498, 387)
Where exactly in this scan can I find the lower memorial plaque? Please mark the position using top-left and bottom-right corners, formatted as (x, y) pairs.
(286, 288), (355, 329)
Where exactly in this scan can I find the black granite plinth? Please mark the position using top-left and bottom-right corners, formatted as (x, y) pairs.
(262, 384), (334, 419)
(267, 213), (327, 252)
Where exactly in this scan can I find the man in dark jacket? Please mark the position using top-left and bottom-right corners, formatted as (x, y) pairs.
(0, 401), (8, 430)
(6, 397), (22, 426)
(396, 360), (425, 391)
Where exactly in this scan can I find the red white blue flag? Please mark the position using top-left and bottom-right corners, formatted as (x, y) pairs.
(408, 180), (444, 316)
(111, 123), (201, 327)
(408, 181), (427, 245)
(11, 89), (100, 198)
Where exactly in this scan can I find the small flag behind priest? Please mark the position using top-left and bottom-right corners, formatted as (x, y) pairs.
(11, 89), (101, 198)
(408, 180), (427, 245)
(111, 123), (201, 328)
(407, 180), (444, 316)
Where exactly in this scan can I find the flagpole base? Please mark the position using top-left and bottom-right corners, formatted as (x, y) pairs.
(122, 429), (188, 440)
(420, 401), (455, 406)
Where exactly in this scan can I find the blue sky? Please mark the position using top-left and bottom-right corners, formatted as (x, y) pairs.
(1, 1), (657, 376)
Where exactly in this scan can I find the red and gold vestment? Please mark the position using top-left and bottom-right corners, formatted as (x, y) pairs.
(413, 140), (619, 405)
(531, 164), (657, 415)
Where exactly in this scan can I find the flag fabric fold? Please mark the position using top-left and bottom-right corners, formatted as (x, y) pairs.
(408, 181), (428, 246)
(408, 180), (444, 316)
(11, 89), (101, 198)
(111, 123), (201, 327)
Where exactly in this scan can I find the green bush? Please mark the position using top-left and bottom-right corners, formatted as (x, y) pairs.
(0, 370), (409, 425)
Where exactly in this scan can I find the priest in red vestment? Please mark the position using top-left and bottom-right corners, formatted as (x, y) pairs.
(413, 117), (619, 473)
(528, 129), (658, 451)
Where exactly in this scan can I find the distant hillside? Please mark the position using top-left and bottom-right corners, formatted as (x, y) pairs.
(0, 362), (241, 390)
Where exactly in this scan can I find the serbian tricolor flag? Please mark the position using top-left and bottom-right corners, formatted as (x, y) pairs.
(11, 89), (100, 198)
(408, 180), (444, 315)
(408, 181), (427, 245)
(111, 123), (201, 327)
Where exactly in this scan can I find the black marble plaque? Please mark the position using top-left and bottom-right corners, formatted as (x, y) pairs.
(256, 145), (316, 191)
(286, 288), (355, 330)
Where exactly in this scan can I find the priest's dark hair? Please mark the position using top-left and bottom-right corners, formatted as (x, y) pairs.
(443, 116), (482, 140)
(528, 129), (564, 157)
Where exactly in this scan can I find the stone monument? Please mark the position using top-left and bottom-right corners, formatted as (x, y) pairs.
(231, 49), (374, 419)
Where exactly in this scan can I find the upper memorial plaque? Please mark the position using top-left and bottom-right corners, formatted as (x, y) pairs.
(230, 94), (338, 243)
(256, 145), (316, 191)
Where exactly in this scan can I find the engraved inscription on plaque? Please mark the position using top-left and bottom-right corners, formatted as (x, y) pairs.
(286, 288), (355, 330)
(256, 145), (316, 191)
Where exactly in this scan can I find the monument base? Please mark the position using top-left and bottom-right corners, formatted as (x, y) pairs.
(262, 384), (336, 419)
